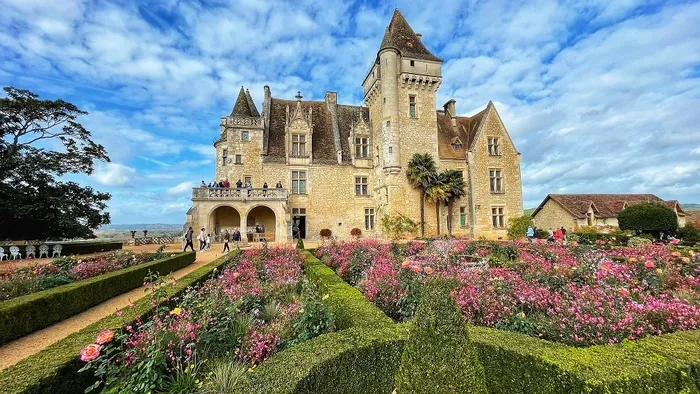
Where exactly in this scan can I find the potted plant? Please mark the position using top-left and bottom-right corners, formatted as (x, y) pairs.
(350, 228), (362, 239)
(319, 229), (332, 240)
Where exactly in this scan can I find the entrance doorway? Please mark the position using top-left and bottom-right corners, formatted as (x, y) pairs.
(247, 206), (276, 242)
(292, 208), (306, 239)
(209, 206), (241, 242)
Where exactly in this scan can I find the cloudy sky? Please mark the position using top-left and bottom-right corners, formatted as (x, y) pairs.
(1, 0), (699, 224)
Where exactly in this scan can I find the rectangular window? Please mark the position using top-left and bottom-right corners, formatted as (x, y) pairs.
(355, 176), (369, 196)
(487, 137), (500, 155)
(241, 131), (250, 141)
(292, 134), (306, 157)
(235, 154), (242, 164)
(244, 176), (252, 186)
(355, 137), (370, 158)
(291, 170), (307, 194)
(222, 149), (228, 166)
(409, 95), (416, 118)
(489, 169), (503, 193)
(364, 208), (375, 230)
(460, 207), (467, 227)
(410, 60), (415, 67)
(491, 207), (505, 228)
(292, 208), (306, 216)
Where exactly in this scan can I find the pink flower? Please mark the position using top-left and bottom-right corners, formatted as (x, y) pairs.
(401, 260), (410, 269)
(80, 344), (101, 362)
(410, 265), (422, 274)
(644, 260), (655, 268)
(95, 329), (114, 345)
(424, 266), (434, 275)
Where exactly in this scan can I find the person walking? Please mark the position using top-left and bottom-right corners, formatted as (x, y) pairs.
(547, 228), (554, 243)
(233, 227), (241, 249)
(526, 226), (534, 243)
(183, 227), (195, 251)
(206, 233), (212, 250)
(222, 229), (231, 252)
(560, 226), (567, 244)
(198, 228), (206, 251)
(553, 228), (563, 243)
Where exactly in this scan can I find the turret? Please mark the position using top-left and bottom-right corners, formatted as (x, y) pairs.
(379, 47), (401, 173)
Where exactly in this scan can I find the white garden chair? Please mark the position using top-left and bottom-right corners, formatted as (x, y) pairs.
(25, 245), (36, 259)
(38, 244), (49, 258)
(0, 247), (6, 261)
(9, 246), (21, 260)
(52, 244), (63, 258)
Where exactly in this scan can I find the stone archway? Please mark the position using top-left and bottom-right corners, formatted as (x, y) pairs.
(209, 205), (241, 242)
(246, 205), (276, 242)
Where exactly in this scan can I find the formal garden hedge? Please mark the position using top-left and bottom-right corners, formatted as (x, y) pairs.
(0, 251), (229, 394)
(0, 251), (195, 346)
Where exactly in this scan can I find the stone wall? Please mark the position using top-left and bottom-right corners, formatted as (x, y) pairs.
(532, 199), (578, 231)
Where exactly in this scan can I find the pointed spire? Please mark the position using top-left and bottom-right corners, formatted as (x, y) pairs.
(230, 86), (260, 117)
(378, 9), (441, 62)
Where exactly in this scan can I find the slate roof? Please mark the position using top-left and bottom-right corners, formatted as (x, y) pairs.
(379, 9), (442, 62)
(264, 98), (369, 165)
(532, 194), (667, 219)
(436, 107), (488, 159)
(230, 87), (259, 117)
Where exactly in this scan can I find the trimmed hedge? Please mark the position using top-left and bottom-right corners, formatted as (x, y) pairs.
(0, 251), (234, 394)
(0, 252), (195, 346)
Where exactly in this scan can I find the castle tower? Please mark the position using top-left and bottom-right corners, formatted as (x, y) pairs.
(362, 9), (443, 226)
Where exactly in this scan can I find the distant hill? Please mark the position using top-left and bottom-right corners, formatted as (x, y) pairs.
(100, 223), (182, 231)
(682, 204), (700, 211)
(524, 208), (536, 216)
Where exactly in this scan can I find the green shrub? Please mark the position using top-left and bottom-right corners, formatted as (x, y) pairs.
(618, 202), (679, 234)
(507, 215), (534, 240)
(381, 213), (419, 239)
(319, 229), (332, 238)
(0, 252), (234, 394)
(395, 279), (487, 394)
(629, 236), (653, 247)
(295, 238), (305, 250)
(678, 225), (700, 243)
(0, 252), (195, 346)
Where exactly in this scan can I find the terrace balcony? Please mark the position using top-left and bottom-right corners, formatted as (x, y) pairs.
(191, 187), (288, 201)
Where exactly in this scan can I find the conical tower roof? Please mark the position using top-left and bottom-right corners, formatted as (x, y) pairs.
(230, 87), (260, 117)
(379, 9), (441, 62)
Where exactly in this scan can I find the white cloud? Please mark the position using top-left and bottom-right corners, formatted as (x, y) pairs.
(165, 181), (195, 196)
(93, 163), (136, 186)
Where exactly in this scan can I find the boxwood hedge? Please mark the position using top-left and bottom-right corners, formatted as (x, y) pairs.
(0, 251), (195, 346)
(0, 251), (234, 394)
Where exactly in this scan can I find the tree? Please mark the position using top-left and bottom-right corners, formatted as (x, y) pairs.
(617, 202), (678, 236)
(426, 175), (447, 237)
(441, 169), (467, 236)
(0, 87), (111, 240)
(406, 153), (437, 238)
(507, 215), (534, 240)
(395, 279), (487, 394)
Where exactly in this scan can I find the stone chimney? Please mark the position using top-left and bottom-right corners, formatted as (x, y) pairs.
(443, 99), (456, 117)
(262, 85), (272, 154)
(415, 33), (422, 42)
(325, 92), (342, 163)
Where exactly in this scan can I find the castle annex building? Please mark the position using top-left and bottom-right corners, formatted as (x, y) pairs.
(186, 10), (523, 242)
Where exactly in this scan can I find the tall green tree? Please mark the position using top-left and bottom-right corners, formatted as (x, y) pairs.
(406, 153), (437, 237)
(617, 202), (678, 236)
(426, 175), (448, 236)
(0, 87), (111, 240)
(441, 169), (467, 236)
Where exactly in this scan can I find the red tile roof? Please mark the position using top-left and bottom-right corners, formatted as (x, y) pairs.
(532, 194), (667, 219)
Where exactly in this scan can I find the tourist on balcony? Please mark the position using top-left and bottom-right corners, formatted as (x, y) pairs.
(212, 181), (218, 189)
(200, 180), (206, 187)
(223, 179), (231, 188)
(246, 181), (252, 197)
(276, 181), (283, 189)
(236, 179), (243, 188)
(222, 229), (230, 252)
(219, 180), (224, 188)
(233, 228), (241, 249)
(262, 182), (268, 196)
(198, 228), (206, 251)
(184, 227), (195, 252)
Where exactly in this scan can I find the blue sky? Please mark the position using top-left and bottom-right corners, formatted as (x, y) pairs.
(1, 0), (699, 224)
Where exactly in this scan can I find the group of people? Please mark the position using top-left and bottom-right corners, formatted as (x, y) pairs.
(182, 226), (242, 252)
(200, 179), (285, 190)
(526, 226), (568, 243)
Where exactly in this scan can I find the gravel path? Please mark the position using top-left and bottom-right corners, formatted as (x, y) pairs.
(0, 245), (227, 372)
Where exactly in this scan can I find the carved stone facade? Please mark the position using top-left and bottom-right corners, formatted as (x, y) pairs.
(186, 9), (523, 241)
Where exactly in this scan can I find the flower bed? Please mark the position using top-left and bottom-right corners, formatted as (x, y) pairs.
(78, 247), (335, 393)
(315, 240), (700, 346)
(1, 248), (168, 301)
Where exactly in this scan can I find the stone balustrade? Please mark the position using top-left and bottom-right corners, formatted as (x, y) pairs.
(191, 187), (288, 201)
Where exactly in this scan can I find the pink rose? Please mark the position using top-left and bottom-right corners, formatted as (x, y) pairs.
(424, 266), (434, 275)
(410, 265), (422, 274)
(80, 344), (101, 362)
(644, 260), (655, 268)
(95, 329), (114, 345)
(401, 260), (410, 269)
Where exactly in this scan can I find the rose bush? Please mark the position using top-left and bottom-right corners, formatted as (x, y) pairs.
(316, 240), (700, 347)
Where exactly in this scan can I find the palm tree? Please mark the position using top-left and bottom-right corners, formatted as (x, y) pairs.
(406, 153), (437, 237)
(427, 173), (448, 236)
(441, 169), (467, 236)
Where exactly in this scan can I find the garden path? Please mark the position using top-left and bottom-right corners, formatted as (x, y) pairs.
(0, 246), (227, 372)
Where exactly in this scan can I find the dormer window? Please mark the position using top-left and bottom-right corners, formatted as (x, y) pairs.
(292, 134), (307, 157)
(241, 131), (250, 141)
(355, 137), (370, 158)
(450, 137), (463, 152)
